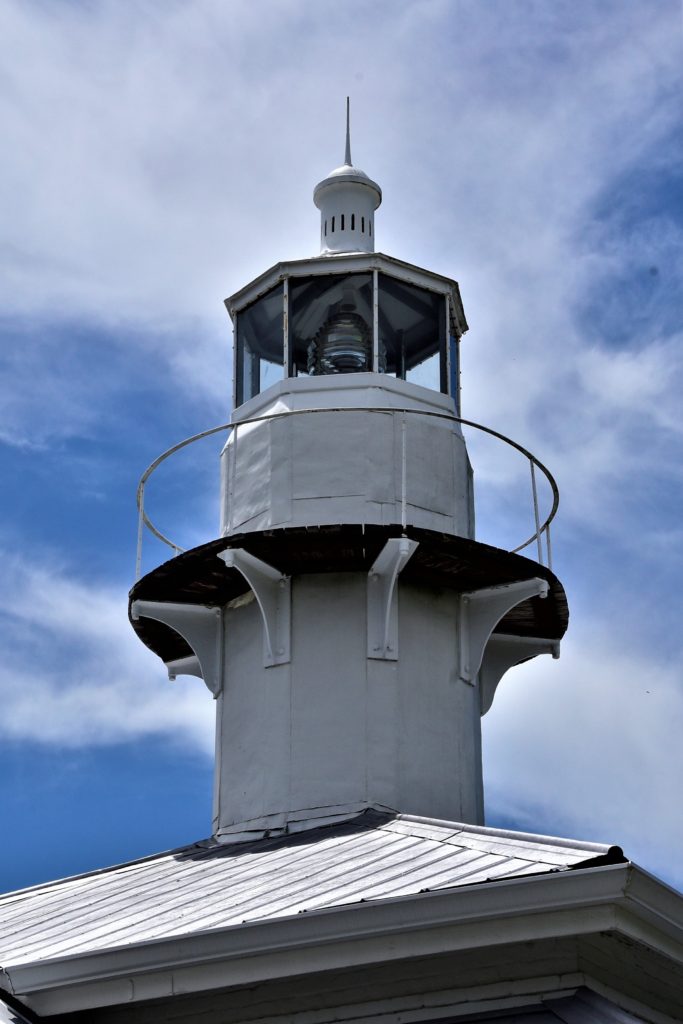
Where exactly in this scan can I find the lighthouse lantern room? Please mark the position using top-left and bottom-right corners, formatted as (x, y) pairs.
(130, 104), (568, 844)
(231, 102), (463, 409)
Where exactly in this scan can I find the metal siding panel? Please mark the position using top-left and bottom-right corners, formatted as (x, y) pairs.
(228, 422), (272, 528)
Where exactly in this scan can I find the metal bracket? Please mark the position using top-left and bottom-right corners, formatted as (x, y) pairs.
(165, 655), (202, 682)
(218, 548), (291, 667)
(457, 577), (549, 685)
(367, 537), (419, 660)
(479, 633), (560, 715)
(130, 600), (224, 697)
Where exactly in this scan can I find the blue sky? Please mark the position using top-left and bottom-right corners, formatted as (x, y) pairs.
(1, 0), (682, 894)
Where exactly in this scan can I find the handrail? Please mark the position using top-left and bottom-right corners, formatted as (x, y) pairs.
(135, 408), (559, 580)
(135, 423), (233, 580)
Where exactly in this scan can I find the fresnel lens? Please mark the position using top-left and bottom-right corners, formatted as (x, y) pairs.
(307, 289), (375, 375)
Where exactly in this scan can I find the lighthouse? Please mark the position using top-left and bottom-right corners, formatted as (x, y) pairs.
(129, 102), (567, 842)
(2, 109), (681, 1024)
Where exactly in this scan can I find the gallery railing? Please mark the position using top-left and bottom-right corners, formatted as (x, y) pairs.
(135, 408), (559, 581)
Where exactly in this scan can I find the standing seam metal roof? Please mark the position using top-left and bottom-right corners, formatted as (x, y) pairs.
(0, 811), (624, 968)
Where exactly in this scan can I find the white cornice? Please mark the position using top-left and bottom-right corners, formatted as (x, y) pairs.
(5, 864), (683, 1016)
(224, 252), (467, 330)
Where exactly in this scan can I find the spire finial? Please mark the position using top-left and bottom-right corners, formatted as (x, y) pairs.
(344, 96), (352, 166)
(314, 99), (381, 255)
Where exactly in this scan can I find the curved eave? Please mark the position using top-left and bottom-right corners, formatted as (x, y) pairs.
(313, 171), (382, 206)
(129, 524), (567, 666)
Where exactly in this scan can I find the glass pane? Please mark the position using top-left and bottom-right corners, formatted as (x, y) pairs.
(235, 283), (284, 405)
(238, 336), (259, 404)
(290, 273), (373, 377)
(260, 357), (284, 393)
(407, 351), (440, 390)
(378, 274), (445, 391)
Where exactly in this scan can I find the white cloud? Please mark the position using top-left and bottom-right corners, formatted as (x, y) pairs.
(483, 622), (683, 888)
(1, 0), (680, 495)
(0, 553), (215, 752)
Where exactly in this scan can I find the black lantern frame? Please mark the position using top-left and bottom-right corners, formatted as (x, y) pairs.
(229, 256), (466, 411)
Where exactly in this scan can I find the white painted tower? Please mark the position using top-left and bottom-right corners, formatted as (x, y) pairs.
(130, 107), (567, 844)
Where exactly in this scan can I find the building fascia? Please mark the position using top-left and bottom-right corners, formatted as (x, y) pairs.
(4, 864), (682, 1016)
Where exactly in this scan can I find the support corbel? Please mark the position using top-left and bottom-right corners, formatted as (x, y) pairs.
(479, 633), (560, 715)
(367, 537), (419, 660)
(218, 548), (290, 667)
(165, 654), (202, 682)
(130, 600), (224, 697)
(457, 578), (549, 685)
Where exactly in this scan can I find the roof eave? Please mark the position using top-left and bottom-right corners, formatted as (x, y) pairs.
(6, 863), (683, 1017)
(224, 252), (468, 336)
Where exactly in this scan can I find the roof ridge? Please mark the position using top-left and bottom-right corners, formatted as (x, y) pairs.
(395, 813), (623, 857)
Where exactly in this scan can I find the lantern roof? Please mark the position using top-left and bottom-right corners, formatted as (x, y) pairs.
(224, 250), (468, 339)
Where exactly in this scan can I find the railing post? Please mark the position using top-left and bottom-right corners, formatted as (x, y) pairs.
(530, 460), (543, 564)
(133, 410), (559, 580)
(135, 486), (145, 582)
(401, 413), (407, 532)
(228, 423), (237, 535)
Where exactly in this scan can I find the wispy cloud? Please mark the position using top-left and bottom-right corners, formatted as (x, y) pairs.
(483, 620), (683, 888)
(3, 0), (679, 514)
(0, 553), (215, 752)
